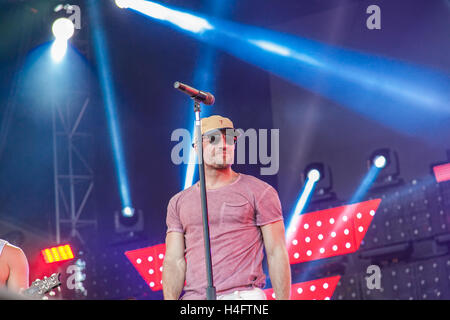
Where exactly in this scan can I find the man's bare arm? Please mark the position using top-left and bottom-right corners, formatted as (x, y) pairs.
(6, 245), (29, 293)
(162, 232), (186, 300)
(261, 220), (291, 300)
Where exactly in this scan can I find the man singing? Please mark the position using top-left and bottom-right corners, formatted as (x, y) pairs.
(163, 115), (291, 300)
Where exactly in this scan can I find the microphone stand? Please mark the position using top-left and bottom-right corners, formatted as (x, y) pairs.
(193, 99), (216, 300)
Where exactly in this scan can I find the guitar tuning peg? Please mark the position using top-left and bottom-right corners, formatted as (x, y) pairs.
(57, 287), (61, 292)
(49, 291), (55, 296)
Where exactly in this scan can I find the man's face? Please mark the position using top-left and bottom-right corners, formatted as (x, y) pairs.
(198, 129), (237, 169)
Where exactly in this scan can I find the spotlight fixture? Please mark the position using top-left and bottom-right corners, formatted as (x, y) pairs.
(368, 149), (392, 170)
(52, 17), (75, 41)
(373, 155), (387, 169)
(114, 208), (144, 235)
(122, 206), (135, 218)
(368, 148), (399, 174)
(307, 168), (321, 182)
(367, 148), (402, 190)
(51, 17), (74, 62)
(302, 162), (335, 203)
(303, 163), (324, 183)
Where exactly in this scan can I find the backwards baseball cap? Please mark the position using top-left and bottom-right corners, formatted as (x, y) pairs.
(192, 115), (240, 146)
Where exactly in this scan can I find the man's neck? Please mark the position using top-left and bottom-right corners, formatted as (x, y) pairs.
(203, 166), (239, 190)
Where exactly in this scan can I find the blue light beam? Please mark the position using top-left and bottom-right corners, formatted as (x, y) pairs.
(120, 0), (213, 33)
(119, 1), (450, 137)
(183, 124), (198, 190)
(89, 2), (133, 210)
(348, 164), (381, 205)
(286, 172), (320, 238)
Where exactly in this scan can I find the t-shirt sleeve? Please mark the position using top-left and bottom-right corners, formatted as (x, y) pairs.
(255, 185), (284, 226)
(166, 196), (184, 234)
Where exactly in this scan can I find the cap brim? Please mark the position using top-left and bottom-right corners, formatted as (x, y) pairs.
(202, 128), (241, 137)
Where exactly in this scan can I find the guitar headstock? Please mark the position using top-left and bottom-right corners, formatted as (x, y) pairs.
(23, 273), (62, 299)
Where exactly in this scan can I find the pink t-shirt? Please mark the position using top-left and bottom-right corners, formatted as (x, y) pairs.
(166, 173), (283, 300)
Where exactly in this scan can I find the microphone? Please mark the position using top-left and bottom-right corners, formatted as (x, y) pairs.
(174, 81), (215, 105)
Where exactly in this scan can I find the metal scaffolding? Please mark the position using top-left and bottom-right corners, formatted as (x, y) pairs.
(52, 91), (98, 245)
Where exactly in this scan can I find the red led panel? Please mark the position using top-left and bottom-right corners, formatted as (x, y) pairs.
(265, 276), (340, 300)
(286, 199), (381, 264)
(433, 163), (450, 183)
(125, 243), (166, 291)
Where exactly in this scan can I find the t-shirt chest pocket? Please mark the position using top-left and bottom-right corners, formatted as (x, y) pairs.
(220, 201), (254, 225)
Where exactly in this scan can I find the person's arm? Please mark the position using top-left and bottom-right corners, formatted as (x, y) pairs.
(6, 245), (29, 293)
(261, 220), (291, 300)
(162, 231), (186, 300)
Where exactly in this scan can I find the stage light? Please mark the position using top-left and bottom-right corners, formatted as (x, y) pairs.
(348, 152), (389, 204)
(122, 206), (134, 217)
(116, 0), (213, 33)
(294, 168), (321, 217)
(286, 163), (330, 238)
(307, 169), (321, 182)
(369, 149), (391, 171)
(51, 39), (68, 62)
(115, 208), (144, 235)
(369, 149), (397, 174)
(42, 244), (75, 264)
(373, 155), (387, 169)
(304, 163), (324, 182)
(304, 163), (335, 203)
(115, 0), (130, 9)
(52, 17), (74, 41)
(50, 18), (74, 63)
(366, 148), (402, 192)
